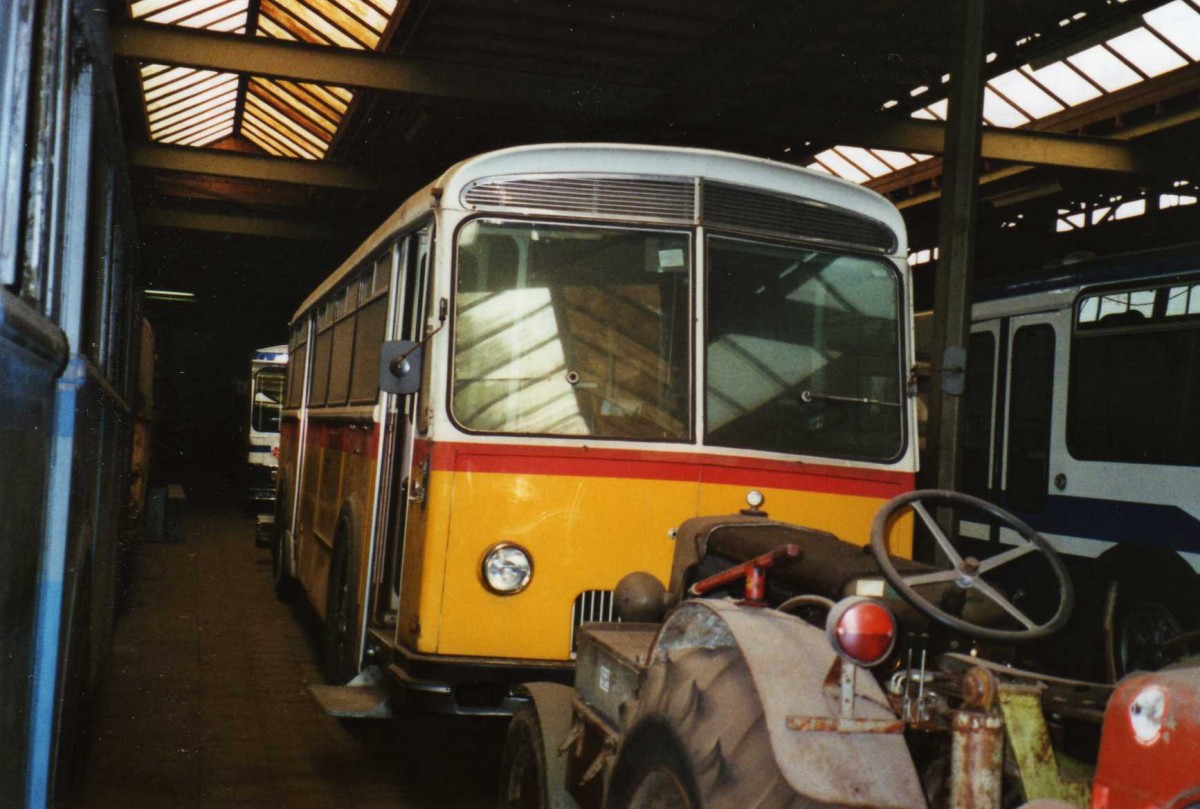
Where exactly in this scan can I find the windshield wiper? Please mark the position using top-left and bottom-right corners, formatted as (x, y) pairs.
(800, 389), (900, 407)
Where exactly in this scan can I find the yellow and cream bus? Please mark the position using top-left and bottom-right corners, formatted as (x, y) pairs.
(274, 143), (919, 712)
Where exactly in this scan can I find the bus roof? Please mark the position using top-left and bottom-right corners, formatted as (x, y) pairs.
(292, 143), (907, 322)
(252, 344), (287, 364)
(974, 242), (1200, 310)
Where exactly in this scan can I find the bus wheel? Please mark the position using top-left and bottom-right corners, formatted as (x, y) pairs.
(499, 684), (578, 809)
(271, 531), (295, 601)
(606, 647), (800, 809)
(323, 533), (359, 683)
(1098, 549), (1199, 676)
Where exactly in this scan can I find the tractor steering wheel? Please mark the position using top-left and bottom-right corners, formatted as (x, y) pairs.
(870, 489), (1074, 643)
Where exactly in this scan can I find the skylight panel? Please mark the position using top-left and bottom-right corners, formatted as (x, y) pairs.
(871, 150), (917, 170)
(911, 108), (938, 120)
(1107, 27), (1188, 76)
(813, 149), (871, 183)
(835, 147), (894, 178)
(260, 0), (363, 48)
(982, 88), (1031, 126)
(1143, 1), (1200, 59)
(988, 70), (1064, 118)
(133, 0), (249, 28)
(1023, 61), (1103, 105)
(1067, 45), (1141, 91)
(129, 0), (404, 158)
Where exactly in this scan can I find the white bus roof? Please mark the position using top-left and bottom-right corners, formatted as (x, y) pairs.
(293, 143), (907, 321)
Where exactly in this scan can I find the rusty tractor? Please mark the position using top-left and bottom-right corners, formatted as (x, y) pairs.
(499, 490), (1200, 809)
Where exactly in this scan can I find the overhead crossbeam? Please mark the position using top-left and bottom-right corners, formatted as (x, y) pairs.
(110, 22), (650, 116)
(837, 117), (1143, 173)
(139, 208), (329, 241)
(130, 143), (381, 190)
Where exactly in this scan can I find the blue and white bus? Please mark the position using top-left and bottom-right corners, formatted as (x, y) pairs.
(246, 344), (287, 511)
(920, 244), (1200, 676)
(1, 0), (142, 804)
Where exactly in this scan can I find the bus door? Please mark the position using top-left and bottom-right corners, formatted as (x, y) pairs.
(370, 226), (431, 630)
(959, 314), (1057, 546)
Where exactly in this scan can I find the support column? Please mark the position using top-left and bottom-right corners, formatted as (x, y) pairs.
(929, 0), (987, 500)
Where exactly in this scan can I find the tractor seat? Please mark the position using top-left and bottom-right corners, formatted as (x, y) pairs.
(939, 652), (1114, 723)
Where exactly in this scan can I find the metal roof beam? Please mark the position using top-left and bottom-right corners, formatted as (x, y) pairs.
(110, 22), (650, 115)
(139, 209), (329, 241)
(840, 118), (1143, 173)
(130, 143), (381, 190)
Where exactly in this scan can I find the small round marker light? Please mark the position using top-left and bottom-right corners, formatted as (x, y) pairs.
(741, 490), (767, 516)
(825, 597), (897, 667)
(480, 543), (533, 595)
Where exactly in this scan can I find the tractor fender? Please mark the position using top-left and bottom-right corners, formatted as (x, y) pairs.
(646, 598), (925, 809)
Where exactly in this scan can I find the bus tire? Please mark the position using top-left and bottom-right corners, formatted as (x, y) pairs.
(499, 684), (579, 809)
(606, 646), (803, 809)
(1096, 547), (1199, 675)
(323, 524), (359, 684)
(271, 477), (295, 600)
(271, 530), (296, 601)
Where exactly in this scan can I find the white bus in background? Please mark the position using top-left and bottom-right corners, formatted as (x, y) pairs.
(247, 344), (287, 511)
(917, 245), (1200, 676)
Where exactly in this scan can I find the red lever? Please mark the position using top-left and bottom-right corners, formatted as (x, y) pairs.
(688, 544), (802, 603)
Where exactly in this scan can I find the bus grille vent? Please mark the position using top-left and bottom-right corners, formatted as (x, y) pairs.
(462, 176), (697, 223)
(570, 589), (619, 655)
(702, 182), (897, 253)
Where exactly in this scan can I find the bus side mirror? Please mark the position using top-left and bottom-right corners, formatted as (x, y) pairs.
(380, 340), (423, 396)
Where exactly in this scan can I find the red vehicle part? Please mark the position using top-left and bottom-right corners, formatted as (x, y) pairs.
(688, 543), (801, 603)
(1092, 665), (1200, 809)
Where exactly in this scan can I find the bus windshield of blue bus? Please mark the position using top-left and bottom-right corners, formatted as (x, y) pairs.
(252, 370), (285, 434)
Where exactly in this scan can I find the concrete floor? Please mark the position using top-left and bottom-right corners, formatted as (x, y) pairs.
(63, 493), (506, 809)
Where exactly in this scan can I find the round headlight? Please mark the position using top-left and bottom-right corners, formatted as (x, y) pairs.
(481, 543), (533, 595)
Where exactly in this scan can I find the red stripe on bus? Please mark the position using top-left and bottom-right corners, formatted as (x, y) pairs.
(303, 421), (381, 458)
(426, 441), (912, 499)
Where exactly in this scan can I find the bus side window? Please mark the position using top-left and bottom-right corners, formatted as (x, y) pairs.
(962, 331), (995, 499)
(1006, 324), (1055, 513)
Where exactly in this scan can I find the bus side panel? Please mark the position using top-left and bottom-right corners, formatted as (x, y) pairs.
(0, 299), (61, 805)
(295, 422), (329, 610)
(340, 424), (380, 618)
(295, 419), (378, 621)
(278, 416), (300, 510)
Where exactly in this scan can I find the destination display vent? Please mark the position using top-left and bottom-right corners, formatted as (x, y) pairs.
(702, 182), (897, 253)
(462, 176), (696, 223)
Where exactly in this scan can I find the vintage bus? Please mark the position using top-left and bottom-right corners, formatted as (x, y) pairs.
(1, 0), (143, 803)
(246, 344), (287, 511)
(274, 144), (919, 710)
(915, 244), (1200, 676)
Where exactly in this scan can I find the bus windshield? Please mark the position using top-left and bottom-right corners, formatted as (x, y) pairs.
(252, 369), (285, 434)
(705, 235), (902, 461)
(453, 219), (691, 440)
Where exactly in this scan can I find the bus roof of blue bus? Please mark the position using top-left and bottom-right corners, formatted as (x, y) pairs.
(292, 143), (908, 322)
(974, 241), (1200, 306)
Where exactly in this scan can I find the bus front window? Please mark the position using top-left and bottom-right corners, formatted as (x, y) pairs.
(453, 219), (691, 440)
(705, 235), (903, 461)
(252, 370), (285, 434)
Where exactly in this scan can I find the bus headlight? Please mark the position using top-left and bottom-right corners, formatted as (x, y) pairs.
(481, 543), (533, 595)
